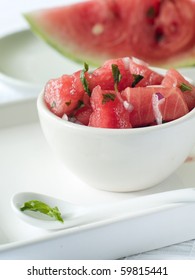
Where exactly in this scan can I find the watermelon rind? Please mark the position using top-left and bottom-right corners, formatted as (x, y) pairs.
(24, 13), (101, 67)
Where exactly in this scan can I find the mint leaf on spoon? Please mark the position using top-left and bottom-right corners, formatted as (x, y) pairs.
(20, 200), (64, 223)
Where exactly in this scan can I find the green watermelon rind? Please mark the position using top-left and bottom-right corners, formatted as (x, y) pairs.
(24, 13), (101, 67)
(24, 13), (195, 69)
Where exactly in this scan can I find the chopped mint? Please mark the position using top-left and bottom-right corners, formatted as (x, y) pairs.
(51, 101), (56, 108)
(111, 64), (122, 92)
(80, 62), (91, 96)
(132, 74), (144, 87)
(20, 200), (64, 223)
(102, 93), (116, 104)
(77, 99), (84, 109)
(179, 83), (192, 92)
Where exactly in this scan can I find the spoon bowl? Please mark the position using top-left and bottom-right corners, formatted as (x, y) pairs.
(11, 192), (88, 230)
(11, 188), (195, 230)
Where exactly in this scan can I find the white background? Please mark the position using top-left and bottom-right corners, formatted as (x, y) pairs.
(0, 0), (83, 36)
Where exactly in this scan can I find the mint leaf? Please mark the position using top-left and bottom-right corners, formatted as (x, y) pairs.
(179, 83), (192, 92)
(20, 200), (64, 223)
(132, 74), (144, 87)
(77, 99), (84, 109)
(51, 101), (56, 108)
(80, 62), (91, 96)
(112, 64), (122, 92)
(102, 93), (116, 104)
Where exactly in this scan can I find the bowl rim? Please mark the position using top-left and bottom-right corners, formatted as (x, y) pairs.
(37, 89), (195, 135)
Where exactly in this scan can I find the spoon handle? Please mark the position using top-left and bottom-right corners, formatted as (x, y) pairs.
(85, 187), (195, 221)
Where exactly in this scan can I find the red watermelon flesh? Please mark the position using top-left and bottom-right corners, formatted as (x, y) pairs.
(128, 58), (164, 86)
(44, 70), (88, 117)
(73, 105), (93, 126)
(89, 86), (132, 128)
(25, 0), (195, 67)
(43, 56), (192, 129)
(44, 74), (79, 117)
(44, 56), (165, 118)
(88, 58), (134, 91)
(121, 87), (189, 127)
(162, 69), (195, 111)
(88, 57), (164, 90)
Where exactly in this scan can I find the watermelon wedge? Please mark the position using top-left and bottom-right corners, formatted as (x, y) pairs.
(25, 0), (195, 67)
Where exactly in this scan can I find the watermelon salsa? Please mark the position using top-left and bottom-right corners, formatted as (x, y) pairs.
(44, 57), (195, 129)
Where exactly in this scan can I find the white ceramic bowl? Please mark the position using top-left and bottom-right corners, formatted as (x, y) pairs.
(37, 90), (195, 192)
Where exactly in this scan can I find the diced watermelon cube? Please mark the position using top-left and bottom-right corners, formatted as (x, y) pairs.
(44, 70), (86, 117)
(73, 105), (93, 125)
(160, 87), (189, 121)
(128, 58), (164, 86)
(88, 58), (134, 91)
(89, 85), (132, 128)
(121, 86), (189, 127)
(161, 68), (195, 110)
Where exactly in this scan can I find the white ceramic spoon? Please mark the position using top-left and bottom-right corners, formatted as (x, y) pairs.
(11, 188), (195, 230)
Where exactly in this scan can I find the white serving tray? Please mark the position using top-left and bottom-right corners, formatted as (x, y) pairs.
(1, 98), (195, 260)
